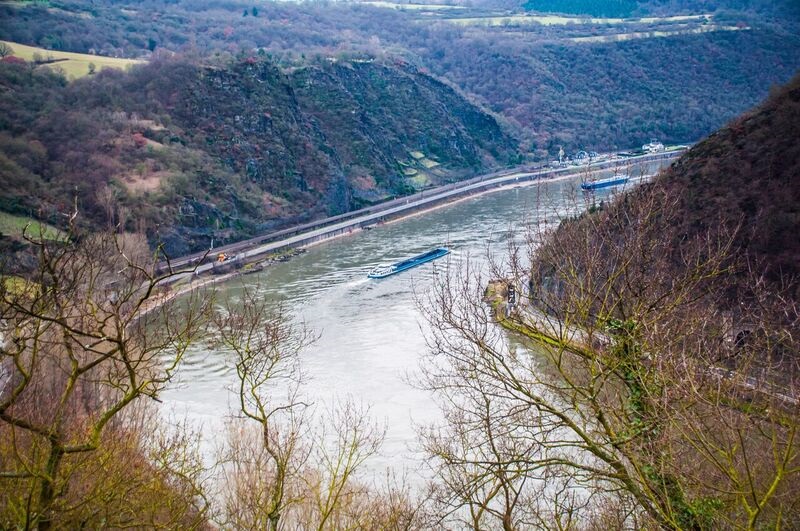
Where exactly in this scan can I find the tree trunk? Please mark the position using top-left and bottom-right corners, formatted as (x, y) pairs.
(36, 443), (64, 531)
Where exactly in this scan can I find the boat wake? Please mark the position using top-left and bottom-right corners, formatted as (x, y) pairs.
(344, 277), (370, 289)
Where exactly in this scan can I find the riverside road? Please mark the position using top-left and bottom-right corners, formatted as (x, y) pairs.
(162, 149), (685, 277)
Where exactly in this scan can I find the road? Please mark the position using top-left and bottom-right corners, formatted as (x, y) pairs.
(162, 149), (684, 277)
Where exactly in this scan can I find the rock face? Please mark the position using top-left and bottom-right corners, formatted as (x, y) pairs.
(178, 60), (518, 210)
(0, 56), (519, 255)
(151, 58), (519, 249)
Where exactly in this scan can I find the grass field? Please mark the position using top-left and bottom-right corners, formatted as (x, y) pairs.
(1, 40), (142, 79)
(357, 1), (465, 10)
(447, 13), (710, 26)
(408, 172), (430, 188)
(570, 24), (746, 43)
(0, 211), (64, 241)
(2, 276), (40, 297)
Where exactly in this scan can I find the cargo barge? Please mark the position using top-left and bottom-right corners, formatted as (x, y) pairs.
(368, 248), (450, 279)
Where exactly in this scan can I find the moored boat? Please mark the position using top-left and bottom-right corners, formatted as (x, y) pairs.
(368, 248), (450, 279)
(580, 175), (630, 191)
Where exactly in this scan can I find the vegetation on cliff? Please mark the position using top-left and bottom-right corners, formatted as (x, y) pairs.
(652, 73), (800, 296)
(0, 55), (518, 255)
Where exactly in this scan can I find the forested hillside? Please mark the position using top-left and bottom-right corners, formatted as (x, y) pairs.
(516, 0), (800, 16)
(2, 0), (799, 156)
(0, 56), (517, 255)
(537, 72), (800, 306)
(416, 29), (800, 155)
(651, 72), (800, 296)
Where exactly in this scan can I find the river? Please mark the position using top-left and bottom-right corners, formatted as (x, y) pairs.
(161, 160), (669, 479)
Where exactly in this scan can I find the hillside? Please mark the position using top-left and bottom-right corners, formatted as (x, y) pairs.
(535, 72), (800, 311)
(2, 0), (798, 156)
(653, 73), (800, 294)
(415, 29), (800, 155)
(0, 56), (518, 255)
(510, 0), (800, 17)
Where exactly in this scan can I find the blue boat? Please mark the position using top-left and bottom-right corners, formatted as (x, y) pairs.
(580, 175), (630, 191)
(368, 248), (450, 278)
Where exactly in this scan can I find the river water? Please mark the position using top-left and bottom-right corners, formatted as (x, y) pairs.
(161, 160), (668, 479)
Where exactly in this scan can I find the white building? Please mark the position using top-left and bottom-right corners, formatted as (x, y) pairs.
(643, 139), (665, 153)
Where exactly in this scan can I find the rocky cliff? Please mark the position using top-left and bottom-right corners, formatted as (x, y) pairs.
(0, 56), (519, 255)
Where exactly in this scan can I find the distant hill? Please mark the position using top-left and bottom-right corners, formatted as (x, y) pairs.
(2, 0), (799, 156)
(0, 56), (519, 255)
(518, 0), (800, 17)
(521, 0), (637, 17)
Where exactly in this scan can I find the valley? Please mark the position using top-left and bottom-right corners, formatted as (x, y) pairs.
(0, 0), (798, 528)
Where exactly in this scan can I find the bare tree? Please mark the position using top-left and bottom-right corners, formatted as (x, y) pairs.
(304, 400), (385, 530)
(212, 288), (416, 530)
(212, 289), (313, 530)
(418, 182), (800, 529)
(0, 42), (12, 58)
(0, 223), (211, 529)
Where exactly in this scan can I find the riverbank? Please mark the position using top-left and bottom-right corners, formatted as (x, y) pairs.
(158, 151), (682, 299)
